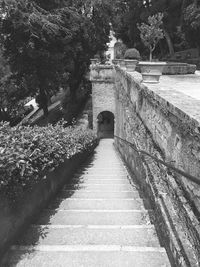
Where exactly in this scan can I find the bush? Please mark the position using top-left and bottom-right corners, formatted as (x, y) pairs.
(0, 121), (97, 196)
(124, 48), (141, 60)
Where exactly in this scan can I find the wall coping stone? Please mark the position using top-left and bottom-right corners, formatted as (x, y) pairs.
(116, 66), (200, 136)
(91, 64), (114, 70)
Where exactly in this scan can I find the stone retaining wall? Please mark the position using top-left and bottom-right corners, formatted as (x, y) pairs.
(0, 145), (96, 261)
(114, 67), (200, 266)
(163, 62), (196, 75)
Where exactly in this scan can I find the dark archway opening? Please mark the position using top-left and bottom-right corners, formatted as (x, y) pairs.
(97, 111), (114, 138)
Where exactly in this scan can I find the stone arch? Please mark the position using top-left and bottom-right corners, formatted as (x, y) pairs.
(97, 111), (115, 139)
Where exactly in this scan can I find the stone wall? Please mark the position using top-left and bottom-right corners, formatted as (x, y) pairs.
(114, 67), (200, 266)
(90, 65), (115, 132)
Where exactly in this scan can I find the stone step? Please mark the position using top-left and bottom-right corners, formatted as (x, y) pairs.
(59, 190), (140, 199)
(82, 163), (124, 168)
(92, 157), (120, 161)
(64, 183), (135, 191)
(48, 198), (145, 210)
(75, 170), (128, 176)
(15, 225), (160, 247)
(2, 139), (171, 267)
(68, 178), (131, 185)
(5, 247), (171, 267)
(72, 174), (130, 180)
(35, 210), (151, 225)
(78, 168), (126, 173)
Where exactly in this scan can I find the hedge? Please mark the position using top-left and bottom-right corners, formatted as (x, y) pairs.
(0, 121), (97, 196)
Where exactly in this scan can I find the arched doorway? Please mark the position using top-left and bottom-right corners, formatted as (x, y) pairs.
(97, 111), (114, 138)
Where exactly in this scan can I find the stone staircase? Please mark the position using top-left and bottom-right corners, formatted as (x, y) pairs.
(2, 139), (171, 267)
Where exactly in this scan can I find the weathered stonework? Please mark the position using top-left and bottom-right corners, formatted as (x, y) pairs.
(90, 65), (115, 132)
(163, 62), (196, 75)
(114, 67), (200, 267)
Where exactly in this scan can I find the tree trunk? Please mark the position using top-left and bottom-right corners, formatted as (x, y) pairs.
(69, 71), (83, 102)
(39, 86), (49, 117)
(164, 29), (174, 56)
(149, 50), (152, 62)
(42, 104), (48, 117)
(69, 82), (77, 102)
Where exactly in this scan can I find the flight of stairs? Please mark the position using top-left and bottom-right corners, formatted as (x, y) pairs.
(2, 139), (171, 267)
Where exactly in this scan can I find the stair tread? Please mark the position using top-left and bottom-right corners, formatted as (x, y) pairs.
(49, 198), (145, 210)
(59, 190), (140, 199)
(63, 183), (135, 191)
(15, 226), (160, 247)
(35, 210), (152, 225)
(4, 249), (171, 267)
(68, 178), (131, 184)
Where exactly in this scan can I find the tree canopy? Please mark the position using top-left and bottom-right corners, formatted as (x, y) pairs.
(0, 0), (112, 116)
(111, 0), (200, 58)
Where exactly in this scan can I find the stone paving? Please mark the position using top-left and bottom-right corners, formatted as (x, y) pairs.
(2, 139), (171, 266)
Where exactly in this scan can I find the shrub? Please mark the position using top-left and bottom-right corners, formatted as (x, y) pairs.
(0, 121), (97, 196)
(124, 48), (141, 60)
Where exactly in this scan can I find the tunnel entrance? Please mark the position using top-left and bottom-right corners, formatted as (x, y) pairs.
(97, 111), (114, 138)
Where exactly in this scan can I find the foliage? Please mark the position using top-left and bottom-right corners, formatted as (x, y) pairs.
(111, 0), (200, 59)
(0, 0), (75, 116)
(0, 121), (97, 196)
(0, 0), (112, 116)
(184, 2), (200, 49)
(124, 48), (140, 60)
(63, 0), (112, 100)
(6, 102), (33, 127)
(138, 13), (164, 61)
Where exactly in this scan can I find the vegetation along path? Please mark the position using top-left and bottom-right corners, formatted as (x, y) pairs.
(3, 139), (171, 267)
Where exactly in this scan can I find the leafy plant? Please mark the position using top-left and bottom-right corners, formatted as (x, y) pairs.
(124, 48), (140, 60)
(137, 13), (164, 61)
(0, 121), (97, 197)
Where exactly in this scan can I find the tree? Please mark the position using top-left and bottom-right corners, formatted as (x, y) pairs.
(64, 0), (112, 101)
(138, 13), (164, 61)
(111, 0), (191, 58)
(0, 0), (112, 116)
(0, 0), (81, 116)
(111, 0), (144, 49)
(184, 0), (200, 50)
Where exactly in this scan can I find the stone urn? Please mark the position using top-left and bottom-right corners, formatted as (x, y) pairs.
(124, 48), (140, 72)
(125, 60), (138, 72)
(138, 61), (166, 83)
